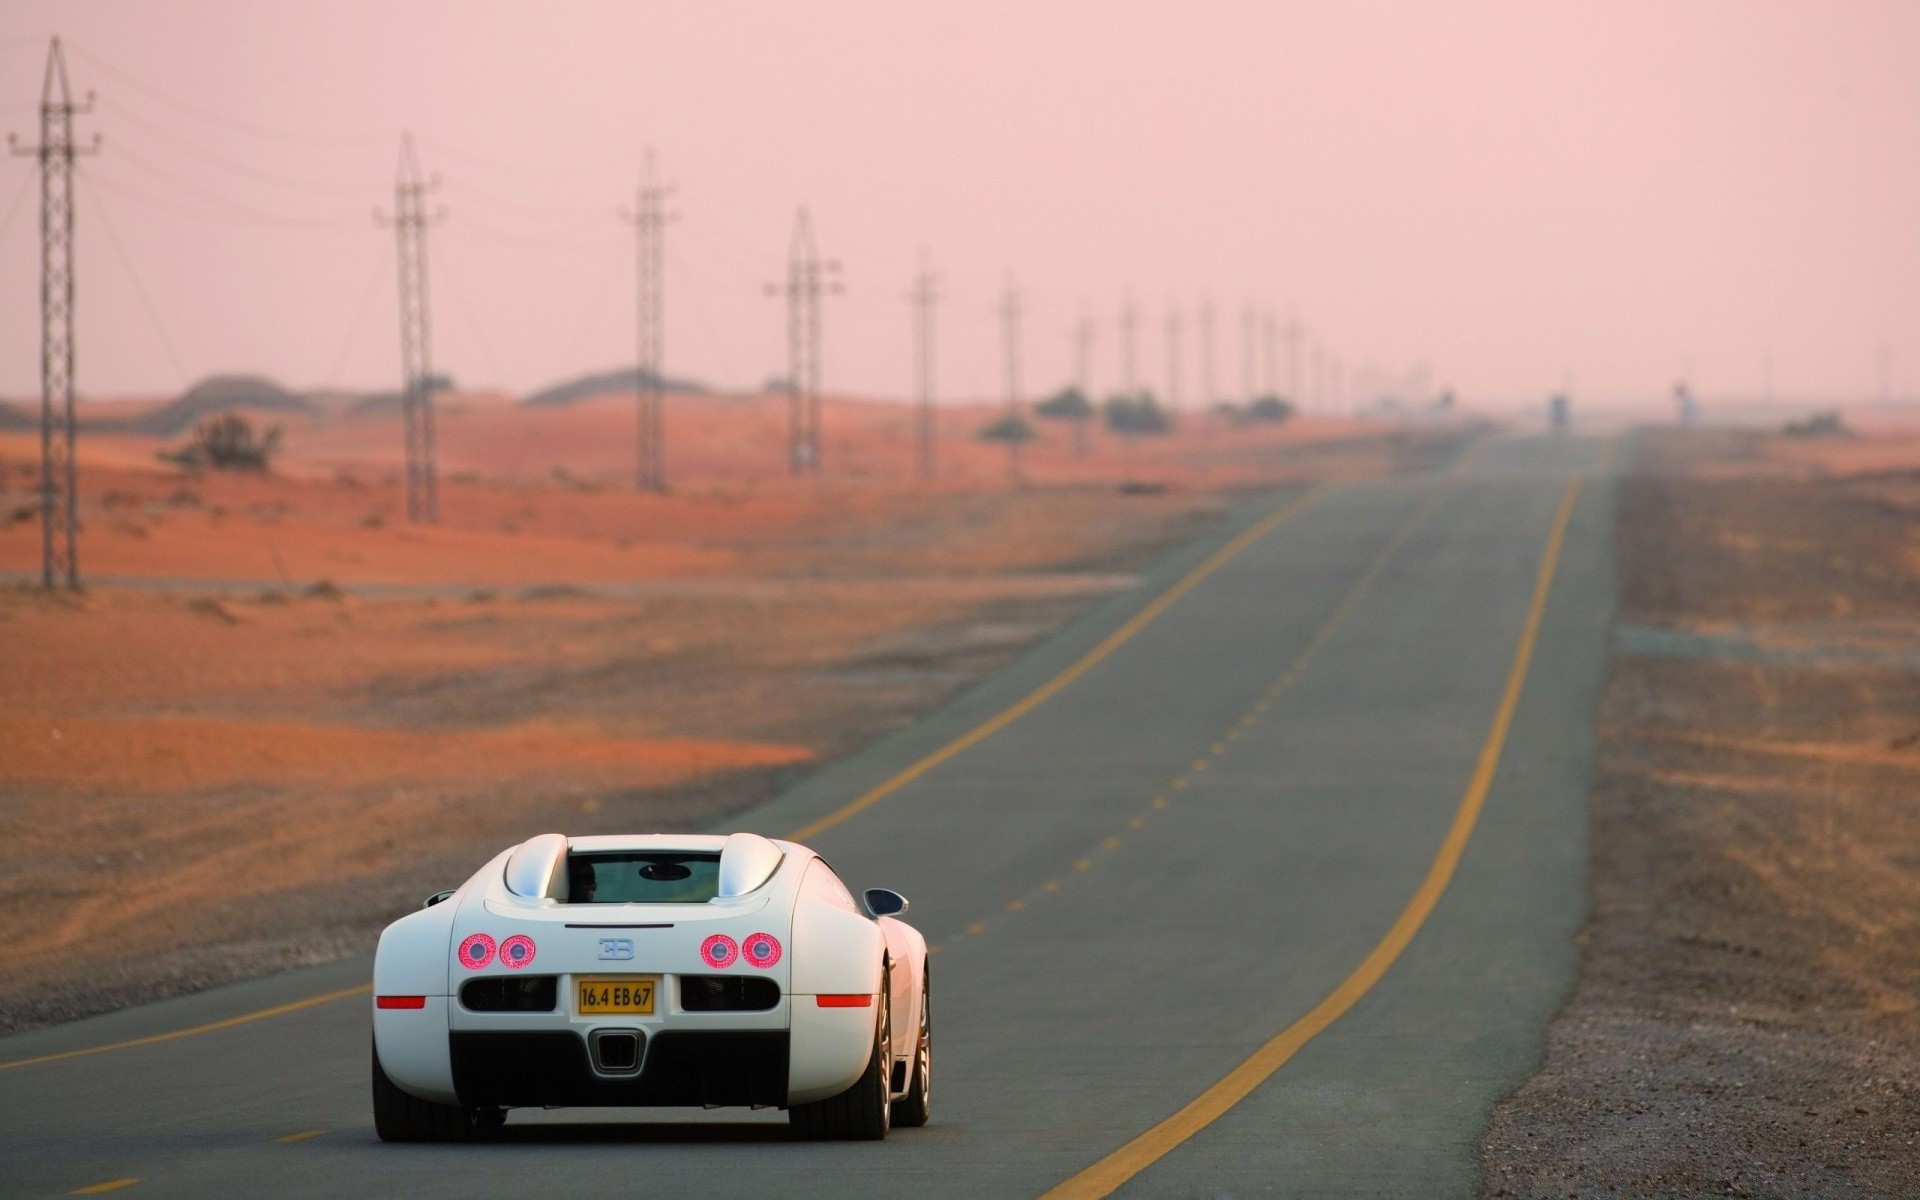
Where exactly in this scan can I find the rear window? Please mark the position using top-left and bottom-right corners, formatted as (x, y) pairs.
(567, 852), (722, 904)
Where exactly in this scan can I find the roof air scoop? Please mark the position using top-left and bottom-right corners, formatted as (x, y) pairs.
(716, 832), (783, 898)
(504, 833), (570, 900)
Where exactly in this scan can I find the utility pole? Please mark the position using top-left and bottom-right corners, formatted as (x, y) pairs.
(10, 38), (96, 590)
(1284, 316), (1304, 405)
(621, 150), (673, 492)
(1072, 313), (1093, 456)
(1000, 282), (1024, 484)
(1165, 305), (1182, 424)
(1311, 341), (1326, 413)
(375, 134), (443, 524)
(1120, 297), (1138, 397)
(1198, 299), (1215, 425)
(765, 208), (839, 475)
(1241, 306), (1256, 403)
(1262, 310), (1278, 399)
(911, 252), (938, 481)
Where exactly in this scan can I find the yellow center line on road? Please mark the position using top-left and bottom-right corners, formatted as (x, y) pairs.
(0, 985), (371, 1074)
(936, 475), (1458, 950)
(275, 1130), (327, 1144)
(785, 485), (1336, 842)
(69, 1180), (138, 1195)
(0, 485), (1333, 1078)
(1040, 475), (1586, 1200)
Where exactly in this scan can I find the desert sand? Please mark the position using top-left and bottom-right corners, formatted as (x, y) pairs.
(0, 387), (1438, 1030)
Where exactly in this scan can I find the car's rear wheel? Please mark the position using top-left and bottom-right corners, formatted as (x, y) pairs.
(372, 1042), (480, 1143)
(891, 962), (931, 1127)
(789, 969), (892, 1141)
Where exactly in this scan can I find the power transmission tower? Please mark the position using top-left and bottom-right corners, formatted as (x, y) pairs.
(1241, 306), (1256, 402)
(911, 253), (938, 480)
(1072, 314), (1093, 456)
(621, 150), (673, 492)
(10, 38), (97, 590)
(1165, 305), (1182, 424)
(765, 208), (839, 475)
(1284, 316), (1304, 405)
(375, 134), (444, 524)
(1262, 311), (1278, 398)
(1311, 341), (1326, 412)
(1120, 298), (1138, 396)
(1198, 299), (1216, 424)
(1000, 282), (1024, 484)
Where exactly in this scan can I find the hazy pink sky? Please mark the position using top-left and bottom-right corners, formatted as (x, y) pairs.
(0, 1), (1915, 412)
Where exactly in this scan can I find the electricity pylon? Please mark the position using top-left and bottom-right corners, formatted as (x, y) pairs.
(1198, 299), (1216, 424)
(765, 208), (839, 474)
(375, 134), (443, 523)
(1241, 306), (1256, 403)
(621, 150), (673, 492)
(1284, 315), (1304, 405)
(911, 253), (938, 481)
(10, 38), (97, 590)
(1262, 310), (1278, 398)
(1165, 305), (1182, 424)
(1072, 314), (1093, 456)
(1000, 282), (1024, 484)
(1120, 297), (1138, 396)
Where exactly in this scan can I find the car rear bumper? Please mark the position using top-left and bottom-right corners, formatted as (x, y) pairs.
(450, 1029), (791, 1108)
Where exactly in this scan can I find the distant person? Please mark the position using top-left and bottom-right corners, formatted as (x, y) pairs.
(1674, 381), (1700, 426)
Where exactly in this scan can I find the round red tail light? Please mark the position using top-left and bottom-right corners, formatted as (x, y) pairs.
(742, 932), (782, 968)
(498, 934), (537, 970)
(700, 934), (739, 969)
(457, 933), (495, 970)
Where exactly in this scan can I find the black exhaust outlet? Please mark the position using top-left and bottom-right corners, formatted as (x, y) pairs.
(588, 1029), (643, 1075)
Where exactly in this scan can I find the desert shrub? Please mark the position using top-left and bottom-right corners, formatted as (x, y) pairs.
(977, 413), (1036, 443)
(162, 413), (282, 471)
(1104, 392), (1171, 435)
(1245, 395), (1294, 423)
(1782, 409), (1846, 438)
(1035, 387), (1093, 421)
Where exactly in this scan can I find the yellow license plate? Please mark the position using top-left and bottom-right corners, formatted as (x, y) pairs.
(576, 976), (658, 1015)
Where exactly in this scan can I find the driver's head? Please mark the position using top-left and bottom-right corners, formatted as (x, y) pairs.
(567, 859), (597, 901)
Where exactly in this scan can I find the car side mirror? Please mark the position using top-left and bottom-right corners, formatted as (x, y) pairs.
(863, 888), (908, 918)
(423, 889), (455, 909)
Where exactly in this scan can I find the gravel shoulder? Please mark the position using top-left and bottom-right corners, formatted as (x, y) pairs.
(1482, 429), (1920, 1198)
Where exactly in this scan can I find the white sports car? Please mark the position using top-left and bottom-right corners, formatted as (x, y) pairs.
(370, 831), (931, 1141)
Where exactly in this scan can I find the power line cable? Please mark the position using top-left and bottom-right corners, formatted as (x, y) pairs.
(66, 45), (382, 147)
(0, 169), (34, 245)
(452, 177), (610, 223)
(453, 213), (621, 255)
(75, 169), (192, 387)
(413, 134), (634, 181)
(554, 249), (628, 376)
(431, 241), (512, 392)
(94, 95), (367, 196)
(82, 170), (359, 231)
(101, 143), (362, 228)
(317, 251), (388, 391)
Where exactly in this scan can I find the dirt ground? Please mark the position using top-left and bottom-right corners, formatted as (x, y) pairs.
(0, 394), (1452, 1034)
(1482, 427), (1920, 1198)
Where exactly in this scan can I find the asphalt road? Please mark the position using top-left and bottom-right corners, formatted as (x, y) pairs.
(0, 432), (1617, 1199)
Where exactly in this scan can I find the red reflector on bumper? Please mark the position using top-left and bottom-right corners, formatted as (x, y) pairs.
(815, 994), (873, 1008)
(376, 995), (427, 1009)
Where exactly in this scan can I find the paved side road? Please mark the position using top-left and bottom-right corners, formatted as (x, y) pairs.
(0, 433), (1615, 1199)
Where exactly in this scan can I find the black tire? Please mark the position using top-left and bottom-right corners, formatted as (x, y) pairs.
(891, 962), (931, 1128)
(789, 969), (892, 1141)
(372, 1041), (478, 1143)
